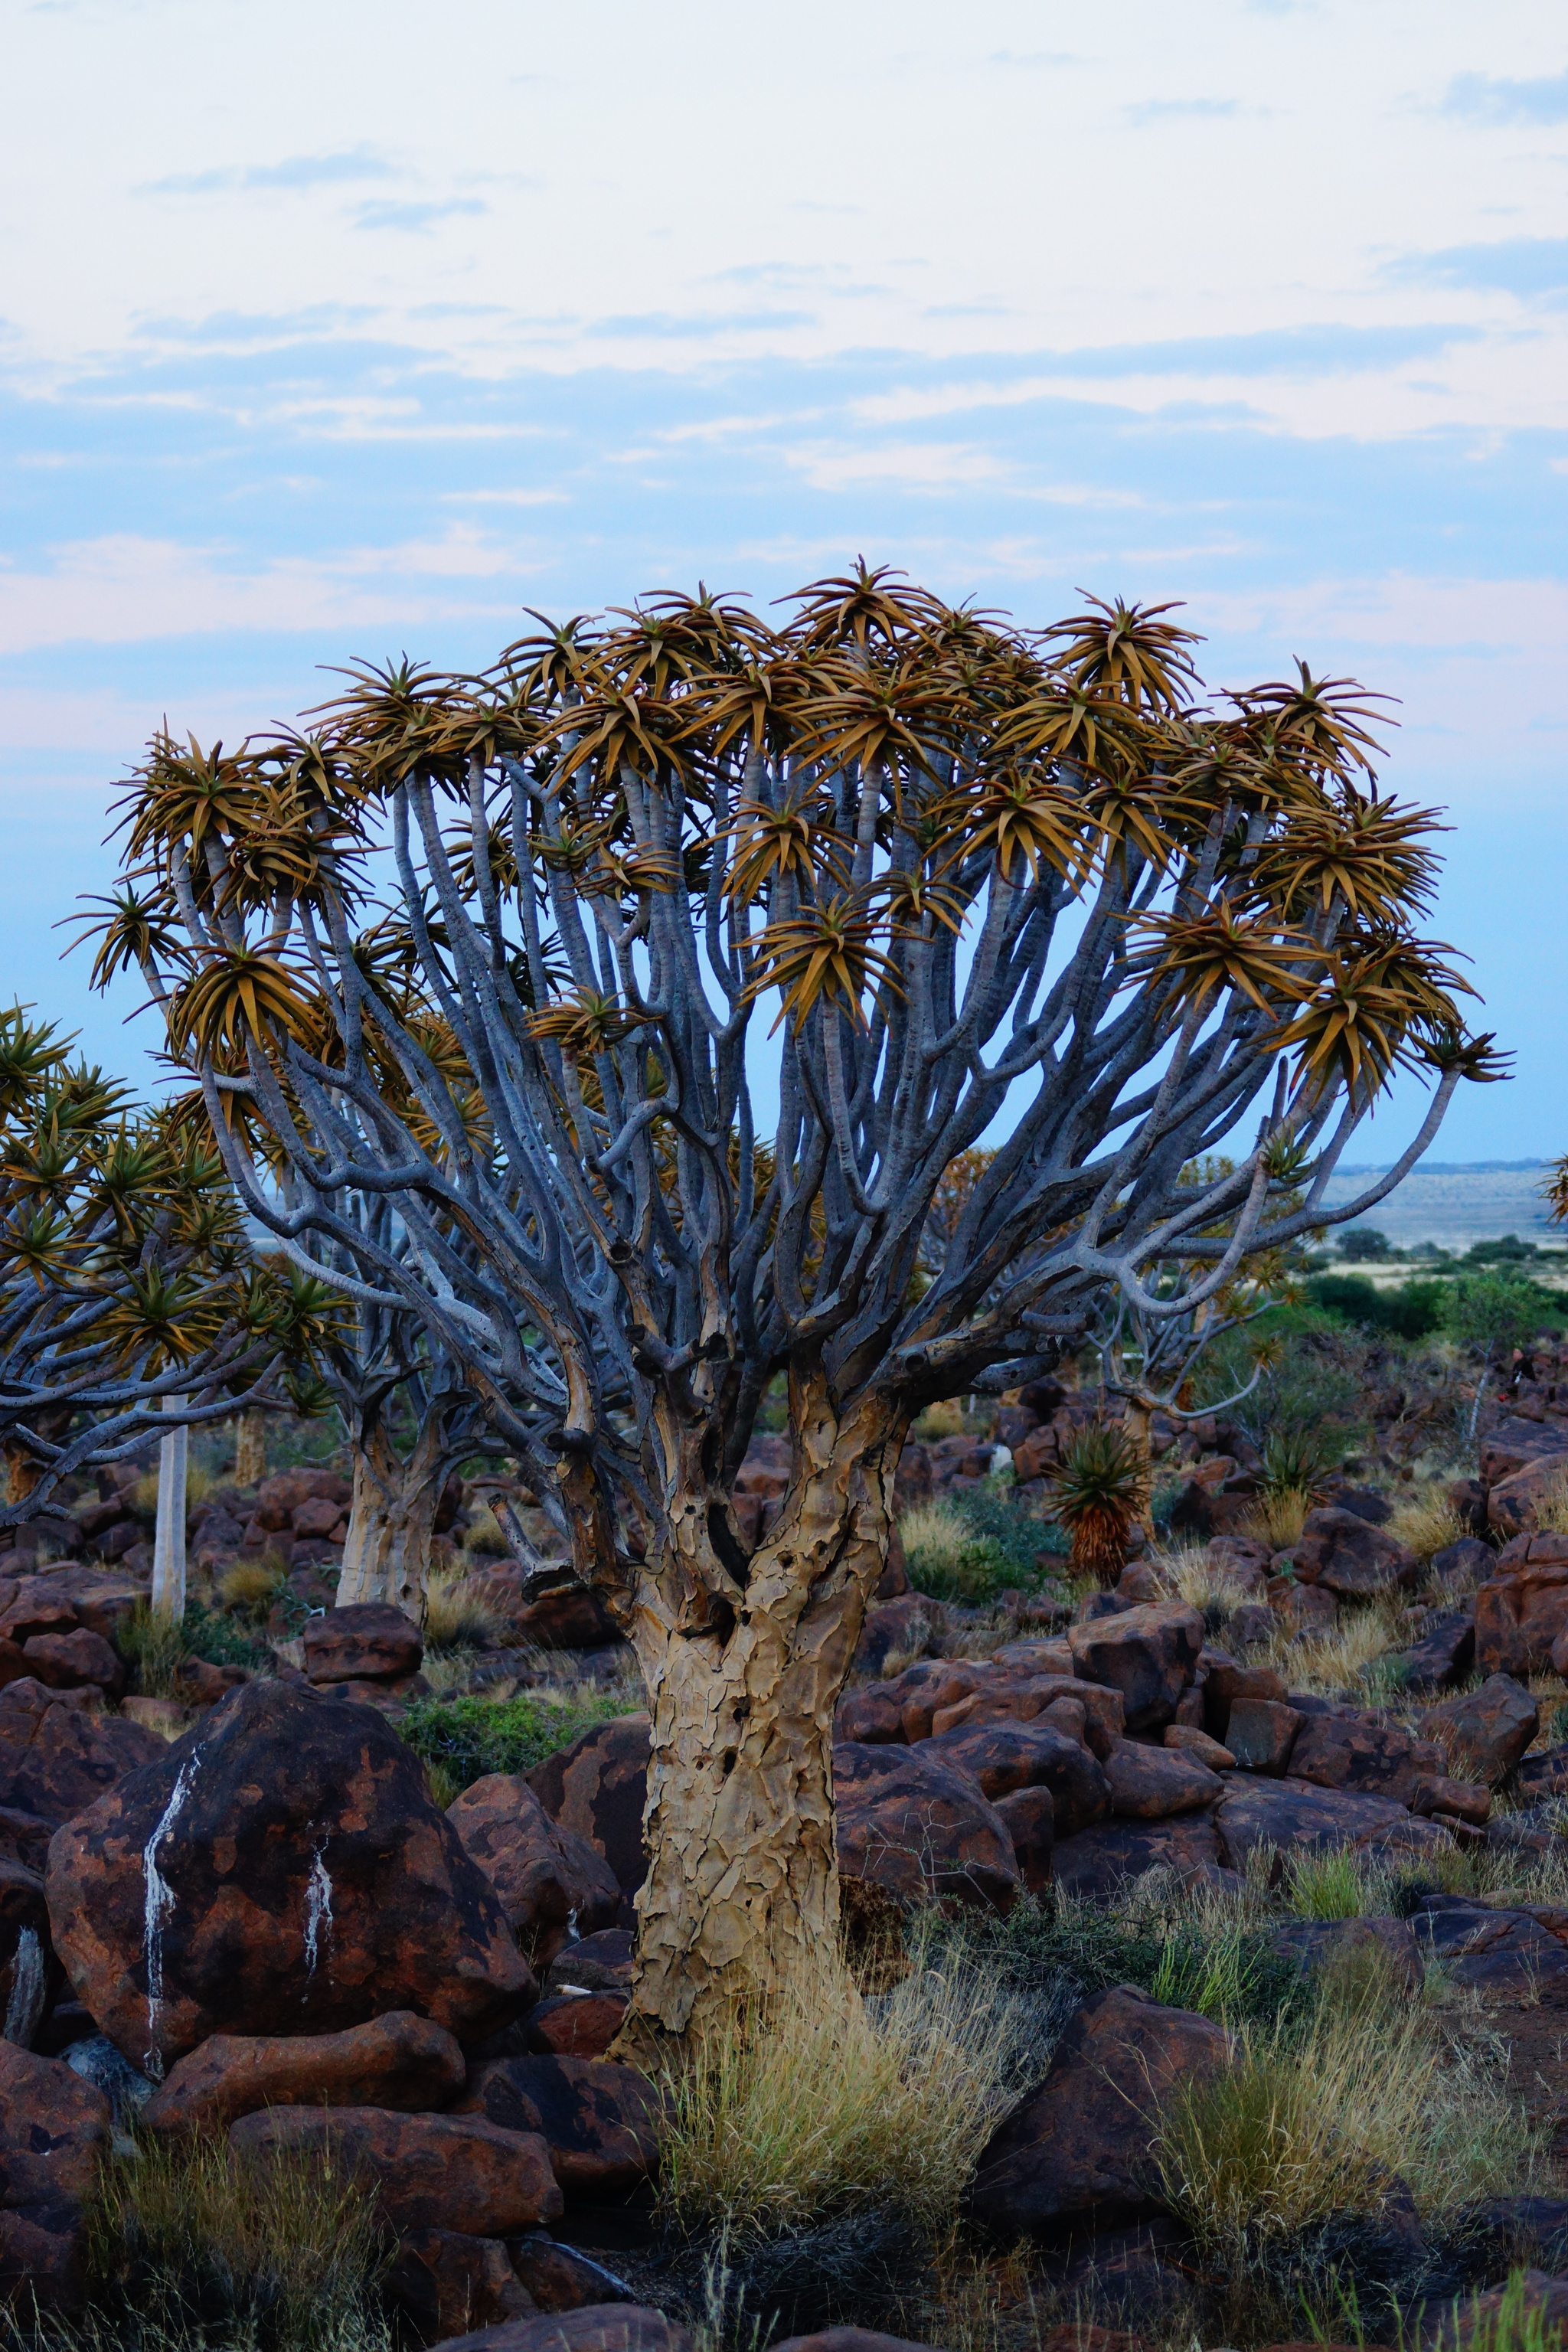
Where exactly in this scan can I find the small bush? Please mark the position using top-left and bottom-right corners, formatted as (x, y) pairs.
(119, 1602), (273, 1698)
(399, 1688), (632, 1791)
(658, 1939), (1033, 2245)
(900, 1487), (1060, 1606)
(1308, 1273), (1449, 1341)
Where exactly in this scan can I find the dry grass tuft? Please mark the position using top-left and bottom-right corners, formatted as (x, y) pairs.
(1158, 1983), (1545, 2259)
(1389, 1483), (1466, 1563)
(217, 1558), (285, 1618)
(79, 2128), (390, 2351)
(1152, 1544), (1255, 1618)
(1532, 1472), (1568, 1538)
(658, 1939), (1033, 2244)
(460, 1502), (511, 1559)
(897, 1500), (969, 1586)
(1241, 1485), (1311, 1550)
(1262, 1592), (1407, 1696)
(422, 1569), (501, 1655)
(912, 1400), (969, 1441)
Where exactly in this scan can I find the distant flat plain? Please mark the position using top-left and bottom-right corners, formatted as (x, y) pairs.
(1318, 1161), (1562, 1255)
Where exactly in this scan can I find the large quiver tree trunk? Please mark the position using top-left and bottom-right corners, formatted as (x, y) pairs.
(337, 1402), (451, 1624)
(614, 1378), (906, 2050)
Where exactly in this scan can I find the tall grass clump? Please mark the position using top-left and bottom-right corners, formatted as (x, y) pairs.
(1389, 1485), (1466, 1564)
(421, 1570), (501, 1656)
(658, 1942), (1033, 2246)
(75, 2131), (390, 2351)
(1158, 1989), (1545, 2269)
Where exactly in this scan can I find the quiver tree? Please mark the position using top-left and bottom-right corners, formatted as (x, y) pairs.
(88, 571), (1502, 2043)
(0, 1004), (312, 1529)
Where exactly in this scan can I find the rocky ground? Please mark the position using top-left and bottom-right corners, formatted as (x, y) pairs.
(6, 1343), (1568, 2347)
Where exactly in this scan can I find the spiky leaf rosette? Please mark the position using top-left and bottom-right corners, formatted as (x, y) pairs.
(1046, 1423), (1149, 1589)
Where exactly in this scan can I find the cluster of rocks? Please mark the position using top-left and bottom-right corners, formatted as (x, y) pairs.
(0, 1666), (678, 2337)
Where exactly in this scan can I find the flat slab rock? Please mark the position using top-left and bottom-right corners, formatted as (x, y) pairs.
(448, 1774), (622, 1965)
(228, 2105), (563, 2236)
(1407, 1896), (1568, 1999)
(1212, 1775), (1452, 1870)
(0, 1677), (162, 1824)
(45, 1679), (533, 2076)
(832, 1740), (1019, 1912)
(142, 2010), (467, 2138)
(1053, 1815), (1223, 1900)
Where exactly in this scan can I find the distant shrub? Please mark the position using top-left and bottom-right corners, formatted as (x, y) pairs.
(1338, 1227), (1393, 1262)
(400, 1689), (631, 1792)
(1307, 1272), (1449, 1340)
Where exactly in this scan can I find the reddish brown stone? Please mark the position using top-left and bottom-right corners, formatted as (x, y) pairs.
(1423, 1674), (1540, 1785)
(1103, 1743), (1223, 1819)
(386, 2226), (527, 2340)
(450, 2053), (660, 2195)
(173, 1655), (250, 1709)
(1488, 1459), (1568, 1540)
(515, 1583), (621, 1651)
(852, 1596), (946, 1677)
(142, 2009), (467, 2138)
(21, 1629), (123, 1695)
(929, 1674), (1125, 1757)
(0, 1677), (161, 1824)
(1290, 1508), (1416, 1596)
(1214, 1776), (1432, 1871)
(1286, 1713), (1443, 1805)
(1051, 1815), (1223, 1899)
(834, 1741), (1019, 1912)
(541, 1928), (632, 1993)
(448, 1774), (622, 1965)
(304, 1602), (423, 1684)
(1067, 1604), (1204, 1733)
(1223, 1697), (1303, 1775)
(508, 2234), (639, 2312)
(1411, 1773), (1491, 1825)
(229, 2104), (563, 2234)
(1200, 1657), (1286, 1741)
(969, 1984), (1233, 2232)
(292, 1497), (348, 1540)
(46, 1680), (533, 2075)
(919, 1722), (1110, 1834)
(834, 1686), (906, 1744)
(524, 1994), (627, 2059)
(1475, 1566), (1568, 1677)
(528, 1715), (651, 1902)
(0, 2040), (111, 2310)
(1162, 1725), (1235, 1769)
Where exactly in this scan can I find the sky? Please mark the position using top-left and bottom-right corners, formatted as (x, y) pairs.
(2, 0), (1564, 1163)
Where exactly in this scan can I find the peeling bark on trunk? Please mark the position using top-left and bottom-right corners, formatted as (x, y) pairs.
(335, 1407), (449, 1625)
(613, 1377), (906, 2051)
(233, 1408), (267, 1488)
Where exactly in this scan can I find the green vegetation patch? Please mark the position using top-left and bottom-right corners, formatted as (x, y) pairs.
(400, 1687), (632, 1792)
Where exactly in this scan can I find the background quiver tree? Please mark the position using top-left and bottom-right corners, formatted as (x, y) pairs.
(0, 1004), (305, 1527)
(85, 571), (1503, 2046)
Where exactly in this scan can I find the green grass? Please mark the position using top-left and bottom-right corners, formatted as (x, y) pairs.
(399, 1687), (634, 1793)
(117, 1601), (273, 1699)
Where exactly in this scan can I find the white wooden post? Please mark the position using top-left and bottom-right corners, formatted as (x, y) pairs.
(151, 1396), (189, 1622)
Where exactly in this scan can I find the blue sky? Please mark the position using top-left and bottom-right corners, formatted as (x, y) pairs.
(2, 0), (1565, 1161)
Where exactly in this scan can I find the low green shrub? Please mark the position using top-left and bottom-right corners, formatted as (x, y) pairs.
(1307, 1273), (1450, 1341)
(400, 1688), (632, 1792)
(900, 1482), (1065, 1604)
(118, 1602), (273, 1699)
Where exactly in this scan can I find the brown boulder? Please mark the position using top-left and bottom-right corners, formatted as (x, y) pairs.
(919, 1722), (1110, 1834)
(524, 1993), (627, 2058)
(1200, 1658), (1285, 1741)
(1067, 1604), (1204, 1733)
(1051, 1815), (1223, 1900)
(45, 1679), (533, 2076)
(21, 1629), (123, 1695)
(834, 1685), (906, 1744)
(969, 1984), (1233, 2232)
(833, 1741), (1019, 1912)
(1488, 1457), (1568, 1539)
(852, 1596), (946, 1677)
(1290, 1508), (1416, 1596)
(930, 1673), (1125, 1757)
(432, 2307), (691, 2352)
(1423, 1674), (1540, 1785)
(0, 1678), (162, 1823)
(1475, 1566), (1568, 1676)
(1162, 1725), (1236, 1769)
(305, 1601), (423, 1684)
(515, 1583), (621, 1651)
(1393, 1612), (1476, 1694)
(1408, 1896), (1568, 1999)
(450, 2053), (660, 2195)
(1103, 1743), (1223, 1819)
(1214, 1777), (1441, 1871)
(1221, 1697), (1302, 1775)
(1287, 1713), (1445, 1805)
(0, 2040), (111, 2309)
(1410, 1773), (1491, 1825)
(541, 1928), (632, 1994)
(528, 1716), (651, 1902)
(386, 2226), (527, 2340)
(229, 2103), (563, 2234)
(142, 2009), (466, 2138)
(448, 1775), (622, 1964)
(508, 2233), (640, 2312)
